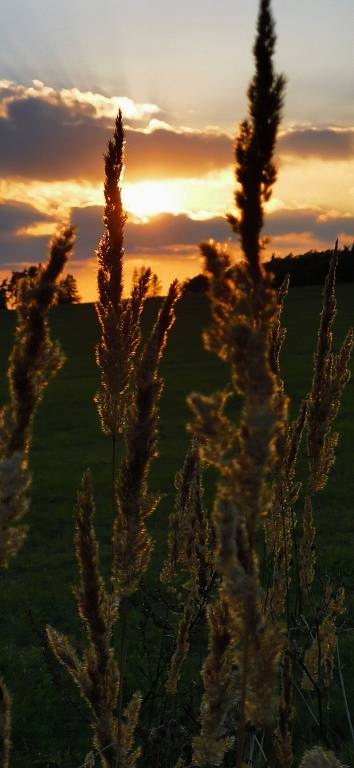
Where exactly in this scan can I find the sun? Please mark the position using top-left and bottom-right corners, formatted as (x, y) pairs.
(123, 180), (181, 218)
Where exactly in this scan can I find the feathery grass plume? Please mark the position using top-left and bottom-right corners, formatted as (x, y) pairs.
(264, 399), (307, 617)
(299, 495), (316, 594)
(302, 584), (345, 692)
(162, 439), (213, 694)
(269, 274), (290, 382)
(166, 588), (197, 697)
(0, 225), (73, 768)
(273, 653), (293, 768)
(0, 679), (10, 768)
(189, 2), (287, 764)
(47, 473), (142, 768)
(119, 692), (142, 768)
(264, 273), (304, 620)
(226, 1), (285, 280)
(299, 747), (345, 768)
(84, 752), (96, 768)
(95, 110), (151, 439)
(112, 279), (180, 597)
(0, 224), (74, 566)
(48, 112), (179, 767)
(306, 243), (354, 494)
(192, 597), (237, 767)
(161, 437), (211, 589)
(295, 247), (353, 703)
(47, 472), (120, 767)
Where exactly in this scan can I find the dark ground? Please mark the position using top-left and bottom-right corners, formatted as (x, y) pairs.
(0, 286), (353, 766)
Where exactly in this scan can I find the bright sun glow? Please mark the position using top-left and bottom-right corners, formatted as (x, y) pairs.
(123, 180), (181, 218)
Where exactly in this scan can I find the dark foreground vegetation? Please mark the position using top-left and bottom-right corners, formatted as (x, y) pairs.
(1, 2), (353, 767)
(0, 289), (353, 766)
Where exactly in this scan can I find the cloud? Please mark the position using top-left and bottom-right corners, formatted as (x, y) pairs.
(2, 81), (354, 187)
(0, 200), (51, 234)
(125, 127), (231, 180)
(1, 199), (353, 275)
(0, 97), (111, 181)
(70, 207), (231, 261)
(264, 208), (354, 242)
(0, 204), (230, 268)
(70, 206), (354, 263)
(0, 79), (160, 122)
(0, 80), (232, 182)
(278, 128), (354, 160)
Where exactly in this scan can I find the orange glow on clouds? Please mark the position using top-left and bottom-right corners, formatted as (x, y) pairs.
(0, 172), (234, 220)
(0, 179), (103, 218)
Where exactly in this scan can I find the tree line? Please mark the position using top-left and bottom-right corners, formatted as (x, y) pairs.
(265, 242), (354, 286)
(0, 264), (81, 308)
(184, 243), (354, 292)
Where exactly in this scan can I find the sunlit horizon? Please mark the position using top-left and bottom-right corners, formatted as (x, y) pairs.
(0, 0), (353, 301)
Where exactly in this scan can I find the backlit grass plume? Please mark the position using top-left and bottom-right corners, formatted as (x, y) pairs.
(299, 747), (345, 768)
(95, 110), (151, 440)
(0, 225), (73, 768)
(294, 246), (353, 734)
(307, 243), (354, 496)
(47, 472), (142, 768)
(262, 243), (353, 764)
(113, 278), (180, 597)
(0, 224), (74, 566)
(161, 437), (211, 589)
(189, 1), (288, 765)
(48, 112), (180, 766)
(0, 677), (10, 768)
(162, 438), (213, 694)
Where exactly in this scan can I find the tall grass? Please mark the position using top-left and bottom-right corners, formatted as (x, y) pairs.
(0, 1), (353, 767)
(0, 226), (74, 767)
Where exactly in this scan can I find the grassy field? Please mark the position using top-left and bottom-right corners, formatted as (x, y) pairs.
(0, 286), (353, 766)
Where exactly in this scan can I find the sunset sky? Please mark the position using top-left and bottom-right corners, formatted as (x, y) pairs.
(0, 0), (353, 299)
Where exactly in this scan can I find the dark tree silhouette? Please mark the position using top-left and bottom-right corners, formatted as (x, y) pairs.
(56, 273), (81, 304)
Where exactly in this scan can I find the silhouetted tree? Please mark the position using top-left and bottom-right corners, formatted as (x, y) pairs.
(0, 266), (41, 309)
(266, 242), (354, 286)
(182, 273), (209, 294)
(56, 273), (81, 304)
(149, 272), (162, 296)
(0, 267), (81, 308)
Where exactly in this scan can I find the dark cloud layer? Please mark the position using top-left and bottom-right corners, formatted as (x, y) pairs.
(125, 129), (230, 179)
(0, 93), (231, 182)
(279, 128), (354, 160)
(71, 207), (230, 260)
(0, 200), (51, 233)
(264, 208), (354, 241)
(0, 98), (111, 181)
(1, 200), (353, 273)
(1, 82), (353, 185)
(72, 206), (354, 261)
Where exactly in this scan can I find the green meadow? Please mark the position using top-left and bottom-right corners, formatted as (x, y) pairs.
(0, 285), (353, 766)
